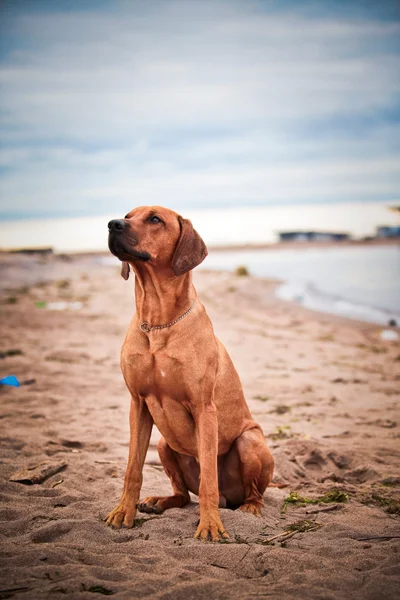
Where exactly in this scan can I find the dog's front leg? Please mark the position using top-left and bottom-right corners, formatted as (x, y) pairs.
(106, 396), (153, 528)
(194, 403), (229, 541)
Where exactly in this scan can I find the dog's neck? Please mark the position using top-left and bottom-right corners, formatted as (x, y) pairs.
(131, 263), (196, 327)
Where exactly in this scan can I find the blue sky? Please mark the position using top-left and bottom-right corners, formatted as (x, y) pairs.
(0, 0), (399, 220)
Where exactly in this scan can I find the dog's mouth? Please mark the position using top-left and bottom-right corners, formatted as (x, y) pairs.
(108, 234), (151, 263)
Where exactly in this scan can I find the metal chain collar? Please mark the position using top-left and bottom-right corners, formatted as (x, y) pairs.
(140, 298), (197, 333)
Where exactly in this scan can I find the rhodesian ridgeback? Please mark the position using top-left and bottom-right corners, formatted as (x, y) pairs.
(106, 206), (274, 541)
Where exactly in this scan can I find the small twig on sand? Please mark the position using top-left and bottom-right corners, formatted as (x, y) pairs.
(236, 546), (252, 566)
(269, 482), (288, 489)
(210, 562), (229, 570)
(262, 531), (288, 543)
(305, 504), (344, 514)
(51, 479), (64, 488)
(355, 535), (400, 541)
(0, 587), (31, 597)
(262, 519), (322, 544)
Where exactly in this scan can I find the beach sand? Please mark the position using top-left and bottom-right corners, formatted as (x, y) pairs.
(0, 252), (399, 599)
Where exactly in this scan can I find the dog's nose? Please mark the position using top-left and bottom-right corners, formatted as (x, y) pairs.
(108, 219), (126, 233)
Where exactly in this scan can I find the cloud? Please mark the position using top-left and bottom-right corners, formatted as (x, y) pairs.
(0, 0), (399, 218)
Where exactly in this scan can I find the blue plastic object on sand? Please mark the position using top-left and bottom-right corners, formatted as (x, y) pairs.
(0, 375), (21, 387)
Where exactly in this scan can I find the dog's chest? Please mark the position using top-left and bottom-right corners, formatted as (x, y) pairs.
(122, 347), (196, 454)
(122, 346), (186, 400)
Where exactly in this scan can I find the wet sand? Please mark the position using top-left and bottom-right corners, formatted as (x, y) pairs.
(0, 252), (399, 599)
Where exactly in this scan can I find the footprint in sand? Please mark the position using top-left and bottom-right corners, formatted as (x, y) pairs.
(61, 440), (84, 449)
(0, 507), (21, 521)
(0, 437), (26, 451)
(31, 521), (73, 543)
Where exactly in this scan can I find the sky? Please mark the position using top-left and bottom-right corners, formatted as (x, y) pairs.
(0, 0), (399, 220)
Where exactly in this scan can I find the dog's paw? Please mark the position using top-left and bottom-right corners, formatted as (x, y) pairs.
(238, 502), (262, 516)
(105, 502), (137, 529)
(194, 517), (229, 542)
(137, 496), (165, 514)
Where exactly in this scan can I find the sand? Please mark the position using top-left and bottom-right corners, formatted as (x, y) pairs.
(0, 252), (399, 600)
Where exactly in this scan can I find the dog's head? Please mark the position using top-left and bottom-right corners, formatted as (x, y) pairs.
(108, 206), (208, 280)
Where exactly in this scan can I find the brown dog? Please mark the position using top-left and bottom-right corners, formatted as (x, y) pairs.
(106, 206), (274, 541)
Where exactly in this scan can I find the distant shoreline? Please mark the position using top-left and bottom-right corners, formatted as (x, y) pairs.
(207, 237), (400, 252)
(1, 236), (398, 256)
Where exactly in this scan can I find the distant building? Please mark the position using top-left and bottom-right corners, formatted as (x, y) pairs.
(278, 231), (350, 242)
(376, 226), (400, 238)
(376, 206), (400, 238)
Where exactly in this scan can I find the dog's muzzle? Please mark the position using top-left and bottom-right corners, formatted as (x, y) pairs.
(108, 219), (151, 263)
(108, 219), (126, 233)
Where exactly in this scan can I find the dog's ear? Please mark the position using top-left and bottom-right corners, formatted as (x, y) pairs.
(172, 216), (208, 276)
(120, 261), (130, 280)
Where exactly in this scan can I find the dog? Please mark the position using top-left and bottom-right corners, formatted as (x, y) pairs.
(106, 206), (274, 541)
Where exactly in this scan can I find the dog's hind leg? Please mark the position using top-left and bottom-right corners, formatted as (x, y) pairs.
(138, 437), (193, 514)
(235, 427), (274, 516)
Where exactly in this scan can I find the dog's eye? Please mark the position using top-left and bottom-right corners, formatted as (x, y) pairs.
(149, 216), (162, 224)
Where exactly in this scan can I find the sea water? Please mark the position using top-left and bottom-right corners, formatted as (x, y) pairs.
(202, 245), (400, 325)
(99, 244), (400, 325)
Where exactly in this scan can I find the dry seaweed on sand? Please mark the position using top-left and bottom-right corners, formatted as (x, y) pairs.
(80, 584), (115, 595)
(0, 348), (23, 359)
(270, 404), (291, 415)
(269, 425), (293, 440)
(281, 488), (348, 513)
(286, 519), (322, 532)
(235, 265), (249, 276)
(359, 491), (400, 515)
(262, 519), (322, 545)
(319, 489), (349, 503)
